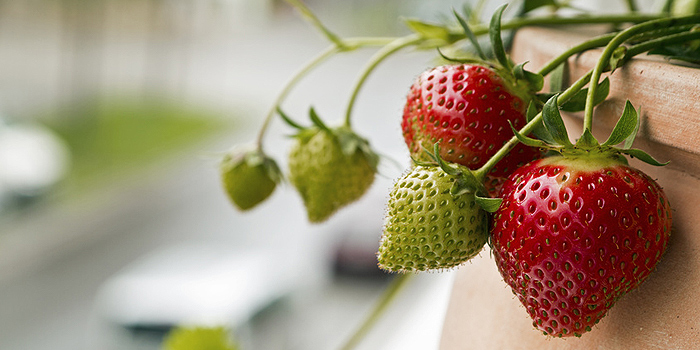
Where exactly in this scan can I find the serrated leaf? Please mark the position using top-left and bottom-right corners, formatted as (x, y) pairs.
(576, 128), (599, 148)
(542, 95), (572, 146)
(453, 9), (487, 60)
(489, 4), (512, 70)
(602, 101), (638, 146)
(560, 78), (610, 112)
(522, 0), (558, 14)
(621, 148), (668, 166)
(475, 195), (502, 213)
(405, 18), (452, 42)
(513, 62), (544, 91)
(510, 121), (551, 148)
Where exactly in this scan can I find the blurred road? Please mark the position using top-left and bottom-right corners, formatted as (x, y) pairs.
(0, 4), (459, 350)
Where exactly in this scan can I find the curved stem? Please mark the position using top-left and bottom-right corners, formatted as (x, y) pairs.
(255, 37), (395, 150)
(537, 32), (618, 76)
(283, 0), (345, 48)
(625, 29), (700, 58)
(338, 273), (414, 350)
(474, 71), (593, 180)
(583, 14), (700, 131)
(344, 34), (424, 128)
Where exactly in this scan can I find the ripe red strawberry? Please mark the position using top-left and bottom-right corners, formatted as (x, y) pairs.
(491, 154), (672, 337)
(401, 64), (543, 195)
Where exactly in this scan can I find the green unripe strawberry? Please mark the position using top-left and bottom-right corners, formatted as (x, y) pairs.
(377, 162), (492, 272)
(220, 148), (282, 211)
(288, 125), (377, 223)
(163, 326), (239, 350)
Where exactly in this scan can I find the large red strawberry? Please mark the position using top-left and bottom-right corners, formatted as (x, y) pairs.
(402, 64), (543, 195)
(492, 100), (672, 337)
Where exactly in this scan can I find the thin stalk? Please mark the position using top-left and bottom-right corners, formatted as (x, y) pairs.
(583, 14), (700, 131)
(283, 0), (346, 48)
(338, 273), (414, 350)
(537, 32), (618, 76)
(473, 71), (592, 180)
(344, 34), (424, 128)
(255, 37), (394, 149)
(624, 0), (639, 13)
(625, 29), (700, 58)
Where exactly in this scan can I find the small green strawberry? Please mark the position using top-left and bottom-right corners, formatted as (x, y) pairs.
(162, 326), (239, 350)
(377, 147), (499, 272)
(283, 107), (378, 223)
(220, 147), (282, 211)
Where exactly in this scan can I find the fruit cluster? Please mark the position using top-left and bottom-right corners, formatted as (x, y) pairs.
(216, 1), (699, 344)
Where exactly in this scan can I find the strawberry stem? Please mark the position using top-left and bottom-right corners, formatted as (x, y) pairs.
(343, 34), (425, 128)
(254, 37), (394, 150)
(473, 70), (593, 181)
(338, 273), (414, 350)
(583, 14), (700, 132)
(537, 32), (618, 77)
(282, 0), (346, 49)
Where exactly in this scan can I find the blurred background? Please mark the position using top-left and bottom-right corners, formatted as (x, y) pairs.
(0, 0), (635, 349)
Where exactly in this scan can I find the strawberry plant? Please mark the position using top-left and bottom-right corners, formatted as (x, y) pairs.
(212, 0), (700, 348)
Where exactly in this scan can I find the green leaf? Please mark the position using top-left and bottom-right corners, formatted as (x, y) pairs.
(542, 95), (572, 146)
(575, 128), (599, 148)
(522, 0), (558, 14)
(513, 62), (544, 91)
(453, 9), (487, 61)
(602, 101), (638, 146)
(489, 4), (512, 70)
(560, 78), (610, 112)
(621, 148), (668, 166)
(609, 46), (628, 72)
(405, 19), (452, 42)
(475, 195), (502, 213)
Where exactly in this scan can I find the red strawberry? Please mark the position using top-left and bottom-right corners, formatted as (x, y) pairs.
(491, 154), (672, 337)
(402, 64), (543, 196)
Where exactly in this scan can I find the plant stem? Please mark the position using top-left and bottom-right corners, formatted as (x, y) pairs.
(343, 34), (424, 128)
(283, 0), (346, 48)
(625, 28), (700, 58)
(255, 37), (394, 150)
(624, 0), (639, 13)
(537, 32), (618, 76)
(338, 273), (414, 350)
(583, 14), (700, 131)
(474, 71), (592, 180)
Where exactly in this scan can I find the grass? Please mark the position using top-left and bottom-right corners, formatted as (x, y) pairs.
(40, 96), (235, 193)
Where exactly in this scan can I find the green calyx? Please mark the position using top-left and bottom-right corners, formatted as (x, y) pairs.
(512, 97), (667, 167)
(417, 144), (502, 213)
(220, 147), (282, 211)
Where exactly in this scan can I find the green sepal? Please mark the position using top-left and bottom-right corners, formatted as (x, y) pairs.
(620, 148), (669, 166)
(602, 101), (638, 147)
(509, 120), (551, 148)
(308, 107), (330, 131)
(623, 106), (641, 149)
(525, 101), (556, 144)
(436, 48), (486, 64)
(522, 0), (558, 14)
(475, 195), (502, 213)
(277, 107), (305, 129)
(513, 61), (544, 91)
(489, 4), (512, 70)
(335, 127), (380, 170)
(575, 128), (599, 148)
(548, 62), (568, 93)
(542, 94), (572, 146)
(559, 78), (610, 112)
(453, 9), (487, 60)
